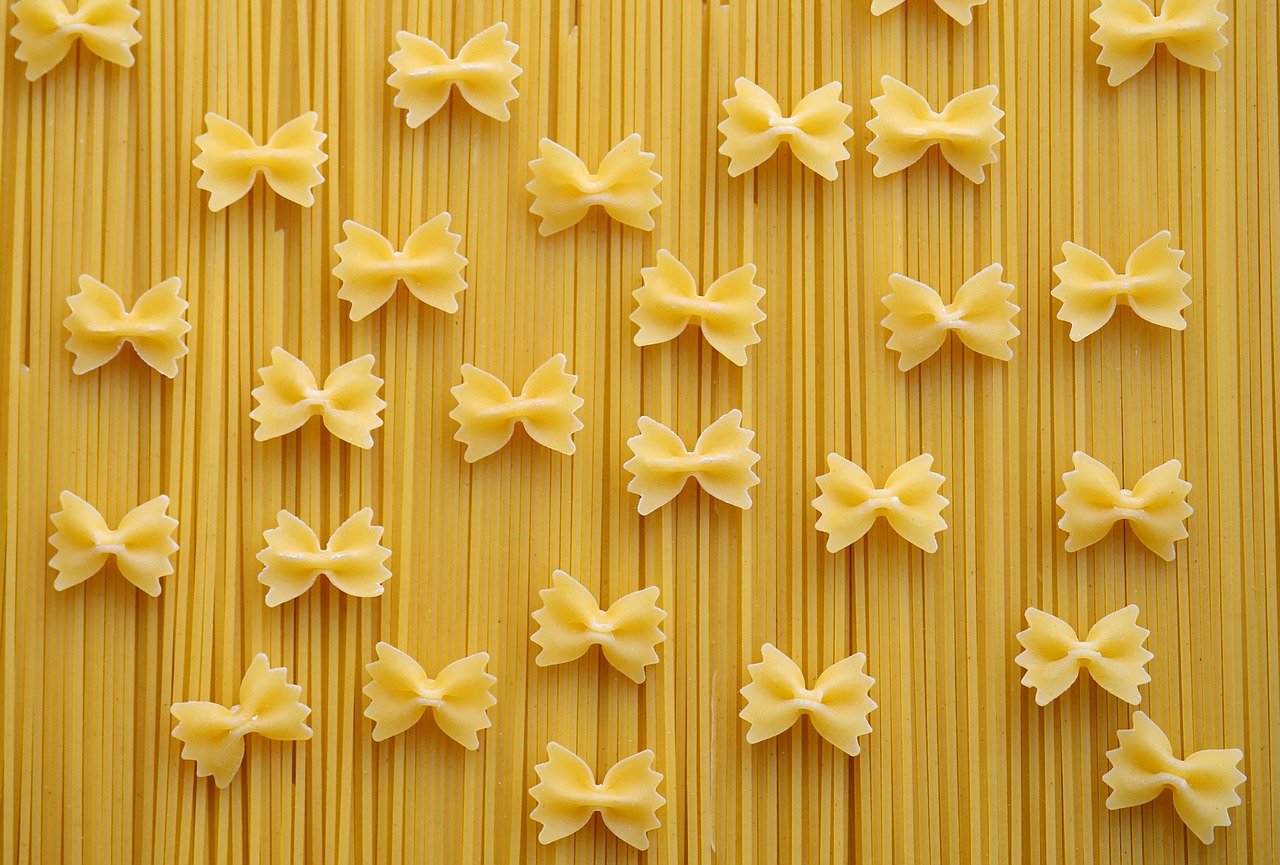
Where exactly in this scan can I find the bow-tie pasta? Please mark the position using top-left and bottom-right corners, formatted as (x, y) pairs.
(529, 742), (665, 850)
(813, 453), (948, 553)
(1091, 0), (1228, 86)
(526, 134), (662, 235)
(624, 409), (761, 515)
(256, 508), (392, 606)
(718, 78), (854, 180)
(1016, 605), (1153, 705)
(1057, 451), (1192, 560)
(740, 643), (877, 757)
(1104, 711), (1245, 844)
(866, 76), (1004, 183)
(193, 112), (328, 211)
(49, 491), (178, 596)
(880, 264), (1019, 371)
(363, 643), (496, 748)
(332, 215), (468, 320)
(870, 0), (988, 25)
(1052, 230), (1191, 341)
(170, 653), (312, 788)
(449, 354), (584, 462)
(530, 570), (666, 684)
(250, 347), (386, 449)
(10, 0), (141, 81)
(387, 22), (522, 125)
(63, 275), (190, 377)
(631, 249), (766, 366)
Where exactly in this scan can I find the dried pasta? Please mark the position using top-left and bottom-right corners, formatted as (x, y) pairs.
(718, 77), (854, 180)
(526, 134), (661, 235)
(865, 75), (1004, 183)
(1015, 605), (1153, 705)
(1103, 711), (1245, 844)
(869, 0), (988, 26)
(449, 353), (583, 462)
(332, 215), (467, 320)
(63, 274), (190, 377)
(256, 508), (392, 607)
(170, 654), (313, 789)
(387, 22), (521, 125)
(813, 453), (948, 553)
(193, 112), (328, 211)
(529, 742), (665, 850)
(10, 0), (140, 80)
(880, 264), (1019, 371)
(624, 409), (761, 515)
(1057, 451), (1192, 561)
(530, 569), (666, 684)
(631, 249), (766, 366)
(1091, 0), (1228, 86)
(363, 642), (496, 748)
(250, 347), (386, 449)
(48, 491), (177, 597)
(740, 643), (876, 758)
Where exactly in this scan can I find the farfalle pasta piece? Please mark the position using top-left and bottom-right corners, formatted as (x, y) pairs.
(193, 112), (328, 211)
(332, 216), (467, 320)
(526, 134), (661, 236)
(624, 409), (761, 515)
(1052, 231), (1191, 341)
(813, 453), (948, 553)
(1091, 0), (1228, 86)
(1015, 605), (1153, 706)
(881, 264), (1019, 371)
(387, 22), (521, 125)
(1104, 711), (1245, 844)
(10, 0), (140, 81)
(717, 78), (854, 180)
(170, 653), (312, 788)
(1057, 451), (1192, 561)
(63, 274), (190, 377)
(530, 570), (666, 684)
(530, 742), (665, 850)
(870, 0), (988, 25)
(631, 249), (766, 366)
(255, 508), (391, 607)
(740, 644), (876, 757)
(865, 75), (1004, 184)
(363, 642), (496, 748)
(49, 491), (177, 596)
(250, 347), (386, 449)
(449, 353), (583, 462)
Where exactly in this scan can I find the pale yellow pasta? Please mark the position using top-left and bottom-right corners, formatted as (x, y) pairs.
(880, 264), (1019, 371)
(1057, 451), (1192, 561)
(63, 274), (190, 377)
(1104, 711), (1245, 844)
(865, 76), (1004, 184)
(624, 409), (761, 515)
(250, 347), (386, 449)
(449, 353), (583, 462)
(170, 654), (312, 789)
(526, 133), (661, 236)
(739, 643), (876, 758)
(363, 643), (496, 748)
(332, 215), (467, 320)
(529, 742), (665, 851)
(10, 0), (140, 80)
(1052, 230), (1191, 341)
(718, 78), (854, 180)
(387, 22), (521, 125)
(193, 112), (328, 211)
(530, 570), (666, 684)
(48, 491), (177, 597)
(869, 0), (988, 25)
(1091, 0), (1228, 86)
(255, 508), (391, 607)
(631, 249), (765, 366)
(813, 453), (948, 553)
(1015, 606), (1153, 706)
